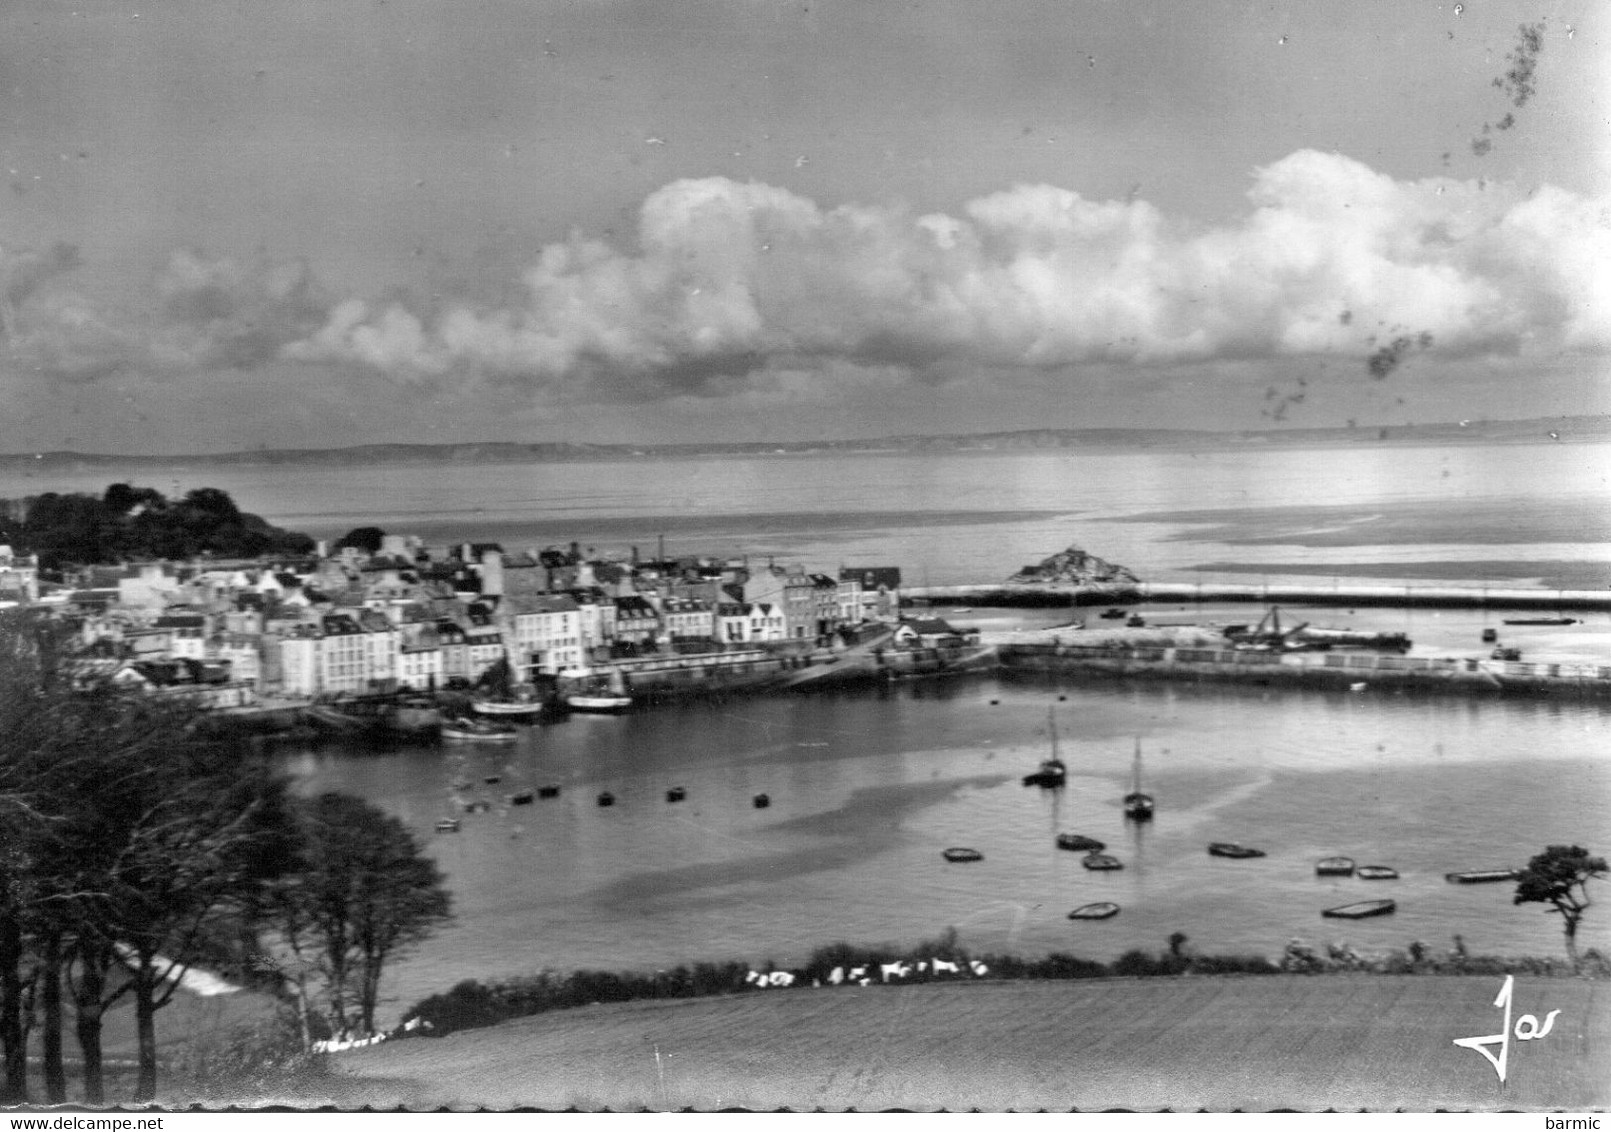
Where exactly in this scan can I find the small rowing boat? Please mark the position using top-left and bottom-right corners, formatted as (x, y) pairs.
(942, 847), (984, 863)
(1322, 899), (1396, 920)
(1082, 852), (1123, 871)
(1207, 842), (1266, 859)
(1445, 868), (1519, 884)
(1056, 833), (1106, 853)
(1356, 865), (1399, 880)
(1067, 902), (1120, 921)
(1316, 856), (1356, 877)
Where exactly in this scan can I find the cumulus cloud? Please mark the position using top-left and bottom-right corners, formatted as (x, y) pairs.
(150, 249), (331, 371)
(0, 246), (331, 382)
(5, 150), (1608, 404)
(286, 150), (1611, 397)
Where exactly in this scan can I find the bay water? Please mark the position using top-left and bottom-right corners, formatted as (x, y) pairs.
(7, 441), (1608, 1020)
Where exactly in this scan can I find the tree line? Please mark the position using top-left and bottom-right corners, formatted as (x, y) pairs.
(0, 611), (450, 1105)
(0, 483), (315, 572)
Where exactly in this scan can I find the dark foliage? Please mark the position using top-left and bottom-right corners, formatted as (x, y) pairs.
(1514, 844), (1607, 969)
(2, 484), (314, 569)
(334, 527), (387, 555)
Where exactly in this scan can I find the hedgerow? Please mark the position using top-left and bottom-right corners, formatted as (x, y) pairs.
(394, 933), (1603, 1041)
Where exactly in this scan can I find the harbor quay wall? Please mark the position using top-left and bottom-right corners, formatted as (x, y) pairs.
(997, 640), (1611, 698)
(906, 582), (1611, 612)
(596, 645), (821, 700)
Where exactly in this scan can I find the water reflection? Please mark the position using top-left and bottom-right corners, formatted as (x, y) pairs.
(280, 674), (1611, 1019)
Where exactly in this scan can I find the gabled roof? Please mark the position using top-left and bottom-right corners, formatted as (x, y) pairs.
(901, 617), (958, 636)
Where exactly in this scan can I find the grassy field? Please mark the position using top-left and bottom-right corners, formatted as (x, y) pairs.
(231, 974), (1611, 1112)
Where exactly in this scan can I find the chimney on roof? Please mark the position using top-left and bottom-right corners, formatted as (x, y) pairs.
(631, 545), (639, 566)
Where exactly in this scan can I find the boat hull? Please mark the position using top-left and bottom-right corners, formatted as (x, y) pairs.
(1067, 902), (1120, 920)
(1056, 834), (1105, 853)
(1445, 869), (1520, 884)
(1322, 899), (1396, 919)
(565, 694), (633, 713)
(942, 847), (984, 863)
(1208, 843), (1265, 859)
(472, 700), (545, 717)
(1316, 857), (1356, 877)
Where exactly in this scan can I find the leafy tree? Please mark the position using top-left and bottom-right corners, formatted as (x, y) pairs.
(6, 484), (315, 569)
(1514, 844), (1608, 970)
(334, 527), (387, 555)
(102, 483), (165, 517)
(261, 793), (451, 1039)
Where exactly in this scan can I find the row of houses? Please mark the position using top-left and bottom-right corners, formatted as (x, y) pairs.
(31, 540), (904, 700)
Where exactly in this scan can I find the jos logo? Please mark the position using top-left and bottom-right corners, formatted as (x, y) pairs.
(1452, 974), (1561, 1083)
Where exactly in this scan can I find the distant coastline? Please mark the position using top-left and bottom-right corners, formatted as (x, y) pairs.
(1, 414), (1605, 471)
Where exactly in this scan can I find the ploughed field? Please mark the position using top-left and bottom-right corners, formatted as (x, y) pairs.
(310, 975), (1608, 1111)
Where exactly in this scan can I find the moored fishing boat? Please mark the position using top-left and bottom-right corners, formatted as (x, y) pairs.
(1067, 902), (1120, 920)
(1316, 856), (1356, 877)
(1082, 852), (1123, 871)
(564, 691), (634, 712)
(1208, 842), (1266, 859)
(1356, 865), (1399, 880)
(1122, 738), (1154, 821)
(1022, 707), (1067, 787)
(1322, 898), (1396, 919)
(563, 668), (633, 712)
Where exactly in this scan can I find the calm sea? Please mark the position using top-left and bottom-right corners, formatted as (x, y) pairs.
(6, 442), (1609, 1020)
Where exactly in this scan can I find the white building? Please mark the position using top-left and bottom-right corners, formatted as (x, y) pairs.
(0, 546), (40, 603)
(501, 594), (585, 677)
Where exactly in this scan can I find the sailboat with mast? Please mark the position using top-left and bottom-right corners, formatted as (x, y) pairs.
(1022, 707), (1068, 788)
(1123, 738), (1154, 821)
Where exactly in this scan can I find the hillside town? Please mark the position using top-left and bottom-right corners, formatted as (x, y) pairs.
(0, 534), (909, 707)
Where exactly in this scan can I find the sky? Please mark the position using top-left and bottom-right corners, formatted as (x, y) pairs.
(0, 0), (1606, 453)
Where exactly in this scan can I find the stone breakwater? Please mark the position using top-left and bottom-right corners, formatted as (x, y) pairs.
(906, 582), (1611, 611)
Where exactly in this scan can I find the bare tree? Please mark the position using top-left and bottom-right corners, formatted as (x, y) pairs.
(2, 609), (292, 1104)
